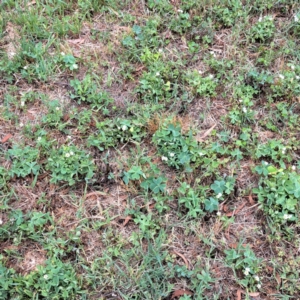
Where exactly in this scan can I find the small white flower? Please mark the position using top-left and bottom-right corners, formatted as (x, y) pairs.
(258, 16), (262, 22)
(278, 74), (285, 80)
(67, 135), (71, 139)
(156, 72), (160, 76)
(199, 152), (205, 156)
(21, 101), (25, 107)
(282, 150), (286, 154)
(257, 284), (262, 289)
(283, 214), (289, 220)
(239, 99), (243, 103)
(70, 151), (74, 156)
(121, 125), (127, 131)
(244, 267), (251, 276)
(264, 161), (268, 165)
(60, 52), (65, 56)
(254, 275), (260, 282)
(23, 66), (28, 70)
(0, 219), (3, 225)
(65, 153), (70, 158)
(216, 193), (222, 199)
(292, 165), (296, 171)
(20, 122), (24, 127)
(56, 107), (60, 111)
(242, 107), (247, 113)
(37, 137), (42, 141)
(169, 153), (175, 157)
(291, 65), (295, 70)
(161, 156), (168, 161)
(208, 74), (214, 79)
(44, 275), (49, 279)
(158, 48), (163, 53)
(178, 9), (183, 13)
(217, 211), (221, 217)
(198, 70), (203, 74)
(10, 52), (16, 57)
(295, 15), (299, 22)
(72, 64), (78, 69)
(296, 76), (300, 80)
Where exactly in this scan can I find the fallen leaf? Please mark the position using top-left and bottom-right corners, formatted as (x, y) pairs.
(27, 0), (36, 5)
(226, 202), (247, 217)
(236, 289), (243, 300)
(171, 250), (189, 269)
(196, 124), (216, 142)
(1, 134), (12, 143)
(276, 273), (281, 285)
(68, 38), (85, 45)
(84, 191), (107, 200)
(248, 194), (255, 205)
(122, 216), (132, 227)
(248, 292), (260, 297)
(171, 289), (193, 299)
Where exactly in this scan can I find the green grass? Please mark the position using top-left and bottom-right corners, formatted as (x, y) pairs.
(1, 0), (300, 299)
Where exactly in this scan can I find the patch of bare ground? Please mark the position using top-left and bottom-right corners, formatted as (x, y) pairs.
(1, 241), (47, 275)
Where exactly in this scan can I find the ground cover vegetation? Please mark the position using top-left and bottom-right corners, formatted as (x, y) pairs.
(0, 0), (300, 299)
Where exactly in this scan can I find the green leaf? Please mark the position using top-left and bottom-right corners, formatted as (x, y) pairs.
(204, 197), (219, 212)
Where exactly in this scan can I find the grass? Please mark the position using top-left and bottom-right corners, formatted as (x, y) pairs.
(1, 0), (300, 299)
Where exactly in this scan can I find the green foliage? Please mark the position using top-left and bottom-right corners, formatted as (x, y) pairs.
(186, 71), (217, 97)
(253, 164), (300, 228)
(6, 145), (40, 178)
(249, 15), (275, 42)
(0, 258), (84, 299)
(46, 145), (95, 185)
(70, 75), (114, 110)
(152, 122), (199, 170)
(225, 244), (262, 290)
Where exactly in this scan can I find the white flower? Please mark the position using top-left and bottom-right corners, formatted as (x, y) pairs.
(242, 107), (247, 113)
(60, 52), (65, 56)
(296, 76), (300, 80)
(10, 51), (16, 57)
(244, 267), (251, 276)
(254, 275), (260, 282)
(239, 99), (243, 103)
(21, 101), (25, 107)
(67, 135), (71, 139)
(20, 122), (24, 127)
(257, 284), (262, 289)
(70, 151), (74, 156)
(156, 72), (160, 76)
(65, 153), (70, 158)
(158, 48), (163, 53)
(217, 211), (221, 217)
(216, 193), (222, 199)
(23, 66), (28, 70)
(37, 137), (42, 141)
(291, 65), (295, 70)
(199, 152), (205, 156)
(56, 107), (60, 111)
(295, 15), (299, 22)
(198, 70), (203, 74)
(44, 274), (49, 279)
(258, 16), (262, 22)
(72, 64), (78, 69)
(292, 165), (296, 171)
(178, 9), (183, 13)
(282, 148), (286, 154)
(0, 218), (3, 225)
(283, 214), (289, 220)
(161, 156), (168, 161)
(264, 161), (268, 165)
(121, 125), (127, 131)
(169, 153), (175, 157)
(278, 74), (285, 80)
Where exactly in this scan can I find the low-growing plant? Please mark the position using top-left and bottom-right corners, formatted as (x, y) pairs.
(152, 122), (199, 171)
(225, 243), (262, 291)
(253, 163), (300, 230)
(6, 145), (40, 178)
(46, 145), (95, 185)
(186, 71), (217, 97)
(249, 15), (275, 42)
